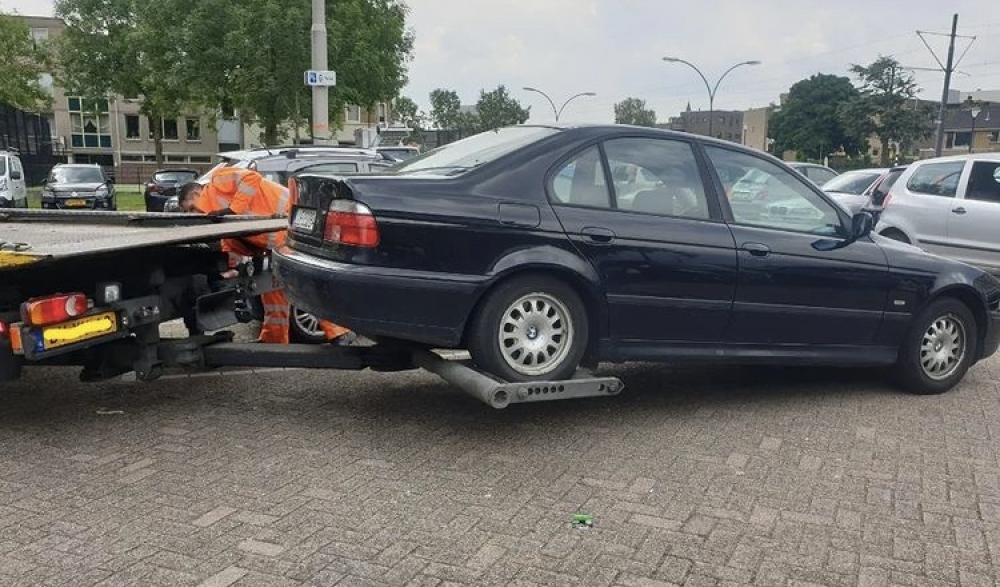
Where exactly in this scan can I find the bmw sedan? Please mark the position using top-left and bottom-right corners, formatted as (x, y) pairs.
(274, 125), (1000, 395)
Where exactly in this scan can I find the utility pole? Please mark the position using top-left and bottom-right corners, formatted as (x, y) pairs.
(933, 14), (958, 157)
(311, 0), (329, 144)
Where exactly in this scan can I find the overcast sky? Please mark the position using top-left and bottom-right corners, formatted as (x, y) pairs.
(5, 0), (999, 124)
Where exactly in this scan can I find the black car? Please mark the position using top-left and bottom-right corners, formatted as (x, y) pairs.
(274, 125), (1000, 395)
(41, 164), (116, 210)
(144, 168), (199, 212)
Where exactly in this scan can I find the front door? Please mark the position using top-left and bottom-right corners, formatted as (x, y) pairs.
(550, 137), (737, 343)
(703, 145), (890, 346)
(946, 159), (1000, 272)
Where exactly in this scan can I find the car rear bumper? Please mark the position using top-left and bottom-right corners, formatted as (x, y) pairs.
(272, 246), (488, 347)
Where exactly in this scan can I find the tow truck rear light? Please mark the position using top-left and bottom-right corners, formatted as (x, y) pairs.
(20, 293), (90, 327)
(323, 200), (380, 247)
(0, 321), (8, 340)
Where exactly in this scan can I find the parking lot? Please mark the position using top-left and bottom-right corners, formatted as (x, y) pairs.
(1, 355), (999, 587)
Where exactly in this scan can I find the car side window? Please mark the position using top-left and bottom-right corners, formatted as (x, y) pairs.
(550, 146), (611, 208)
(603, 138), (710, 220)
(966, 161), (1000, 203)
(705, 146), (843, 237)
(905, 161), (964, 198)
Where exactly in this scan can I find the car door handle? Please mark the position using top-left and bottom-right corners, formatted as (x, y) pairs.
(741, 242), (771, 257)
(581, 227), (616, 243)
(952, 207), (967, 215)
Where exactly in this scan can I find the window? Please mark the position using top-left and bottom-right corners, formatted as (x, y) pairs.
(906, 161), (965, 197)
(301, 162), (360, 174)
(67, 97), (111, 148)
(705, 146), (842, 236)
(990, 130), (1000, 143)
(121, 154), (143, 162)
(125, 115), (140, 139)
(603, 138), (709, 219)
(163, 119), (178, 140)
(396, 126), (558, 176)
(947, 132), (972, 149)
(190, 155), (212, 163)
(166, 155), (187, 162)
(378, 103), (387, 123)
(550, 146), (609, 207)
(30, 28), (48, 45)
(965, 161), (1000, 204)
(345, 105), (361, 122)
(807, 167), (838, 185)
(185, 118), (201, 141)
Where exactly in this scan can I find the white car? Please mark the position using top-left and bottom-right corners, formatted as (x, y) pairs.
(0, 151), (28, 208)
(822, 168), (888, 213)
(876, 153), (1000, 273)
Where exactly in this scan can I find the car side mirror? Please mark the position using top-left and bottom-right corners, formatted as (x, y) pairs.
(851, 210), (874, 239)
(10, 170), (22, 180)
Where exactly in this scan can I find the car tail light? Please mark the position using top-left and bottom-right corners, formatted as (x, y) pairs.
(323, 200), (380, 247)
(20, 293), (90, 327)
(0, 321), (8, 340)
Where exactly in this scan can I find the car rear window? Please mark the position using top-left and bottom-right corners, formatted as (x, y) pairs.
(154, 170), (198, 183)
(394, 126), (559, 175)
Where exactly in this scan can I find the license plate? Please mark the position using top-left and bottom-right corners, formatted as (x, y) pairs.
(38, 312), (118, 350)
(65, 199), (87, 207)
(292, 208), (317, 232)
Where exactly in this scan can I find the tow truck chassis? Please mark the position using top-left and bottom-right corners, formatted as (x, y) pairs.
(2, 209), (622, 409)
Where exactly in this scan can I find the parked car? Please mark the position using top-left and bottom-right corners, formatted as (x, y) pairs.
(788, 162), (839, 186)
(874, 154), (1000, 274)
(249, 151), (394, 186)
(196, 145), (396, 185)
(821, 168), (888, 212)
(274, 124), (1000, 395)
(376, 145), (420, 161)
(144, 168), (199, 211)
(40, 164), (116, 210)
(0, 150), (28, 208)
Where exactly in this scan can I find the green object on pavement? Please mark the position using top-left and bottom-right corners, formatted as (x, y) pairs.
(572, 513), (593, 527)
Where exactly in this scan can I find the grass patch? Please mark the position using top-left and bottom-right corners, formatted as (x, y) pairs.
(27, 186), (146, 211)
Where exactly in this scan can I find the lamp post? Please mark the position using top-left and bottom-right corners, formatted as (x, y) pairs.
(966, 97), (982, 154)
(662, 57), (761, 138)
(522, 87), (596, 122)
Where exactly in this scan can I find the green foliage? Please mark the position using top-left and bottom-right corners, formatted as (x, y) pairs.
(429, 88), (461, 130)
(393, 96), (420, 127)
(474, 85), (529, 131)
(0, 12), (51, 110)
(614, 97), (656, 127)
(770, 74), (865, 159)
(841, 56), (934, 166)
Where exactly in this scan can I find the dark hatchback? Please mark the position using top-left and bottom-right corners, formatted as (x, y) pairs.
(41, 164), (117, 210)
(274, 125), (1000, 394)
(144, 168), (199, 211)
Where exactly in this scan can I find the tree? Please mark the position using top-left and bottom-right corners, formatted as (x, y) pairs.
(614, 98), (656, 126)
(429, 88), (461, 130)
(393, 96), (419, 127)
(769, 74), (865, 160)
(841, 56), (935, 166)
(55, 0), (194, 164)
(474, 85), (529, 131)
(0, 12), (51, 110)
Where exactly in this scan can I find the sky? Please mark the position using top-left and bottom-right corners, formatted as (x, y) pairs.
(5, 0), (1000, 124)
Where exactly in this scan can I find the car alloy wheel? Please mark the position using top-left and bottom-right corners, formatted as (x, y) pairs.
(919, 314), (966, 381)
(290, 307), (327, 343)
(498, 292), (574, 377)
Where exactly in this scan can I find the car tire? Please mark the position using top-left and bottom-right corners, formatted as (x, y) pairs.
(895, 298), (977, 395)
(290, 307), (328, 344)
(468, 275), (588, 382)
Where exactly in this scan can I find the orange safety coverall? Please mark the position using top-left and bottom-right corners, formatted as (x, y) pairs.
(194, 168), (350, 344)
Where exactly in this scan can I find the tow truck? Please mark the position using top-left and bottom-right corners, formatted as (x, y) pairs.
(0, 209), (623, 408)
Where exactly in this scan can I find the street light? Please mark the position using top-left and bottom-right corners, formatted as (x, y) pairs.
(522, 87), (596, 122)
(965, 97), (982, 154)
(662, 57), (761, 138)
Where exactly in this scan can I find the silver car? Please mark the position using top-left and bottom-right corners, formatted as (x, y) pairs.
(821, 168), (887, 213)
(876, 154), (1000, 272)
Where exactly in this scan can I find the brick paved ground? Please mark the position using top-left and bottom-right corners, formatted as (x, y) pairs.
(2, 355), (1000, 586)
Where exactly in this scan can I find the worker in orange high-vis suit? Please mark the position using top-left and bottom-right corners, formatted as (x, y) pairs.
(177, 171), (352, 344)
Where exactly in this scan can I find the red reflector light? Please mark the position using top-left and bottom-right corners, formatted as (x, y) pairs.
(0, 321), (8, 340)
(20, 293), (89, 327)
(323, 200), (380, 247)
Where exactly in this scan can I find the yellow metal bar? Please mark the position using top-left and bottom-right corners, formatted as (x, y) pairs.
(0, 251), (44, 269)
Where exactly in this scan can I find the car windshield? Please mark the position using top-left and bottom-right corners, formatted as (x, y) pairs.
(393, 126), (559, 175)
(49, 166), (103, 183)
(822, 171), (881, 194)
(154, 171), (197, 183)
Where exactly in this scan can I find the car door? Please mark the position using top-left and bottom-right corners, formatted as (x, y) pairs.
(945, 159), (1000, 271)
(703, 145), (890, 346)
(550, 137), (737, 344)
(892, 160), (966, 256)
(10, 156), (27, 205)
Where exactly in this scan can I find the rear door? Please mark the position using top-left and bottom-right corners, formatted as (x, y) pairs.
(10, 156), (27, 205)
(894, 160), (966, 256)
(945, 159), (1000, 271)
(550, 137), (737, 343)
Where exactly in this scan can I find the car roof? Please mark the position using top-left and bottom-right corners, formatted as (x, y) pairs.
(251, 155), (382, 172)
(913, 153), (1000, 163)
(153, 168), (198, 174)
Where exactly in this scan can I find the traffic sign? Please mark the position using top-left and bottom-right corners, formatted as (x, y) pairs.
(304, 70), (337, 87)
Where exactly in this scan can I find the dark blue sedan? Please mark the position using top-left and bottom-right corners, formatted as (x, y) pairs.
(274, 125), (1000, 395)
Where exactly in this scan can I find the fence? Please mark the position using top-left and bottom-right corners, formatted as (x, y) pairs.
(0, 103), (64, 185)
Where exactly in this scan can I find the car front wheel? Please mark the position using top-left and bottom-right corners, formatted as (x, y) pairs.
(468, 275), (589, 382)
(895, 298), (977, 395)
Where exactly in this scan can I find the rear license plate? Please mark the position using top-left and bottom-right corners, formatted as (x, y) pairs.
(292, 208), (317, 232)
(38, 312), (118, 350)
(65, 199), (87, 207)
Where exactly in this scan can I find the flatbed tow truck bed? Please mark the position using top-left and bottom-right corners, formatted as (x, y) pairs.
(1, 209), (621, 408)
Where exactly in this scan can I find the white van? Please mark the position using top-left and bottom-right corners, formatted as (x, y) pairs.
(0, 151), (29, 208)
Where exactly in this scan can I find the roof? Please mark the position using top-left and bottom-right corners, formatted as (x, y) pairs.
(916, 153), (1000, 163)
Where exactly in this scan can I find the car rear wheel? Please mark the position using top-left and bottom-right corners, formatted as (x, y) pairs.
(880, 228), (910, 244)
(895, 298), (976, 395)
(468, 276), (588, 382)
(290, 307), (327, 343)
